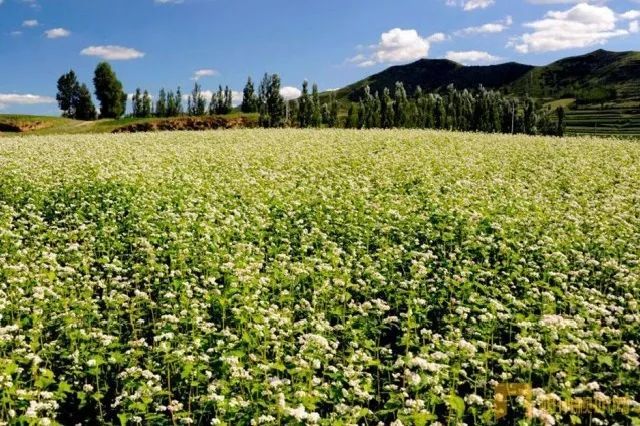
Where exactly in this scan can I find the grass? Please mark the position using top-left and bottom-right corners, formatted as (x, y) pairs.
(0, 112), (257, 136)
(0, 129), (638, 425)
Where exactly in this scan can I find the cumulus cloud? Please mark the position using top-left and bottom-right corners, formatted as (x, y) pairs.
(455, 16), (513, 35)
(22, 19), (38, 27)
(509, 3), (630, 53)
(348, 28), (446, 67)
(191, 69), (218, 81)
(280, 86), (302, 100)
(45, 28), (70, 39)
(0, 93), (55, 107)
(81, 45), (145, 60)
(619, 10), (640, 20)
(445, 50), (502, 64)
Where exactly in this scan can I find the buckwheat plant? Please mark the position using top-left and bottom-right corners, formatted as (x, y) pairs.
(0, 129), (638, 425)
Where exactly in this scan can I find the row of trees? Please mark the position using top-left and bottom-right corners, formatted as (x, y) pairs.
(343, 83), (565, 136)
(57, 64), (565, 136)
(56, 63), (127, 120)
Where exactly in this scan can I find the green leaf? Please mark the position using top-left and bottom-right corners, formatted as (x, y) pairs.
(447, 394), (465, 418)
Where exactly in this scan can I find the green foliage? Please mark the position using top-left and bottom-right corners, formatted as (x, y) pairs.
(0, 130), (638, 425)
(258, 73), (286, 128)
(56, 70), (80, 118)
(93, 62), (127, 119)
(241, 77), (259, 113)
(74, 84), (97, 121)
(188, 82), (207, 116)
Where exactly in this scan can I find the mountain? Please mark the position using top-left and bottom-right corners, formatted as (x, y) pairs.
(332, 49), (640, 103)
(506, 49), (640, 101)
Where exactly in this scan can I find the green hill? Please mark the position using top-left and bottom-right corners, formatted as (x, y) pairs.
(506, 49), (640, 102)
(332, 49), (640, 105)
(333, 60), (534, 102)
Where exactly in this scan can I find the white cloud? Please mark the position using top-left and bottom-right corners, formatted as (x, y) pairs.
(527, 0), (610, 3)
(0, 93), (55, 105)
(446, 0), (495, 11)
(349, 28), (446, 67)
(155, 0), (184, 3)
(620, 10), (640, 20)
(81, 45), (145, 60)
(45, 28), (70, 39)
(22, 19), (38, 27)
(630, 20), (639, 33)
(509, 3), (629, 53)
(10, 31), (23, 37)
(445, 50), (502, 64)
(455, 16), (512, 35)
(280, 86), (302, 100)
(191, 69), (218, 81)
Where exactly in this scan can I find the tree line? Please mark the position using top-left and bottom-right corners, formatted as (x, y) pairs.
(57, 63), (565, 136)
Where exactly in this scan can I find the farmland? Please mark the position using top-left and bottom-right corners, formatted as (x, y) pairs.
(0, 130), (639, 425)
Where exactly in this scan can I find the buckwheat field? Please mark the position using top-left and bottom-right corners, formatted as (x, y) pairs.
(0, 129), (638, 426)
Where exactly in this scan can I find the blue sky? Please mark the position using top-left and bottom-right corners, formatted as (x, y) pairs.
(0, 0), (638, 115)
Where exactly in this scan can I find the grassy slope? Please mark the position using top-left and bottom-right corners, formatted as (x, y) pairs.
(0, 113), (257, 136)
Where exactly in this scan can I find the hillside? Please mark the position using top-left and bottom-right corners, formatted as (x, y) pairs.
(507, 49), (640, 101)
(0, 113), (258, 136)
(333, 49), (640, 104)
(334, 60), (534, 101)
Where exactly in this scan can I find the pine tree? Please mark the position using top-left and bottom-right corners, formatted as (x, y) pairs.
(74, 83), (97, 121)
(56, 70), (80, 118)
(241, 77), (258, 113)
(188, 82), (207, 116)
(224, 86), (233, 113)
(93, 62), (127, 119)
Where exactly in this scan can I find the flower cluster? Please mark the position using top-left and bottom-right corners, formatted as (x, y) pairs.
(0, 129), (638, 425)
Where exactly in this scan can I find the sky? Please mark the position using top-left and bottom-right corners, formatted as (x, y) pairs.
(0, 0), (639, 115)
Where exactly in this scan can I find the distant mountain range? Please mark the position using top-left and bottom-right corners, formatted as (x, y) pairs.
(332, 49), (640, 104)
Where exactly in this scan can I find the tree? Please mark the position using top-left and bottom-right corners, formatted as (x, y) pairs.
(142, 90), (152, 117)
(74, 84), (97, 121)
(56, 71), (80, 118)
(311, 83), (322, 127)
(329, 93), (339, 128)
(381, 87), (394, 129)
(298, 80), (311, 128)
(241, 77), (258, 113)
(132, 88), (142, 117)
(188, 82), (207, 116)
(524, 97), (537, 135)
(346, 103), (358, 129)
(393, 82), (409, 128)
(258, 73), (286, 128)
(93, 62), (127, 119)
(556, 106), (566, 137)
(156, 89), (167, 117)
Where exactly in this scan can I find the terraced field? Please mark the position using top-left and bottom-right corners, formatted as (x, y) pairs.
(566, 107), (640, 137)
